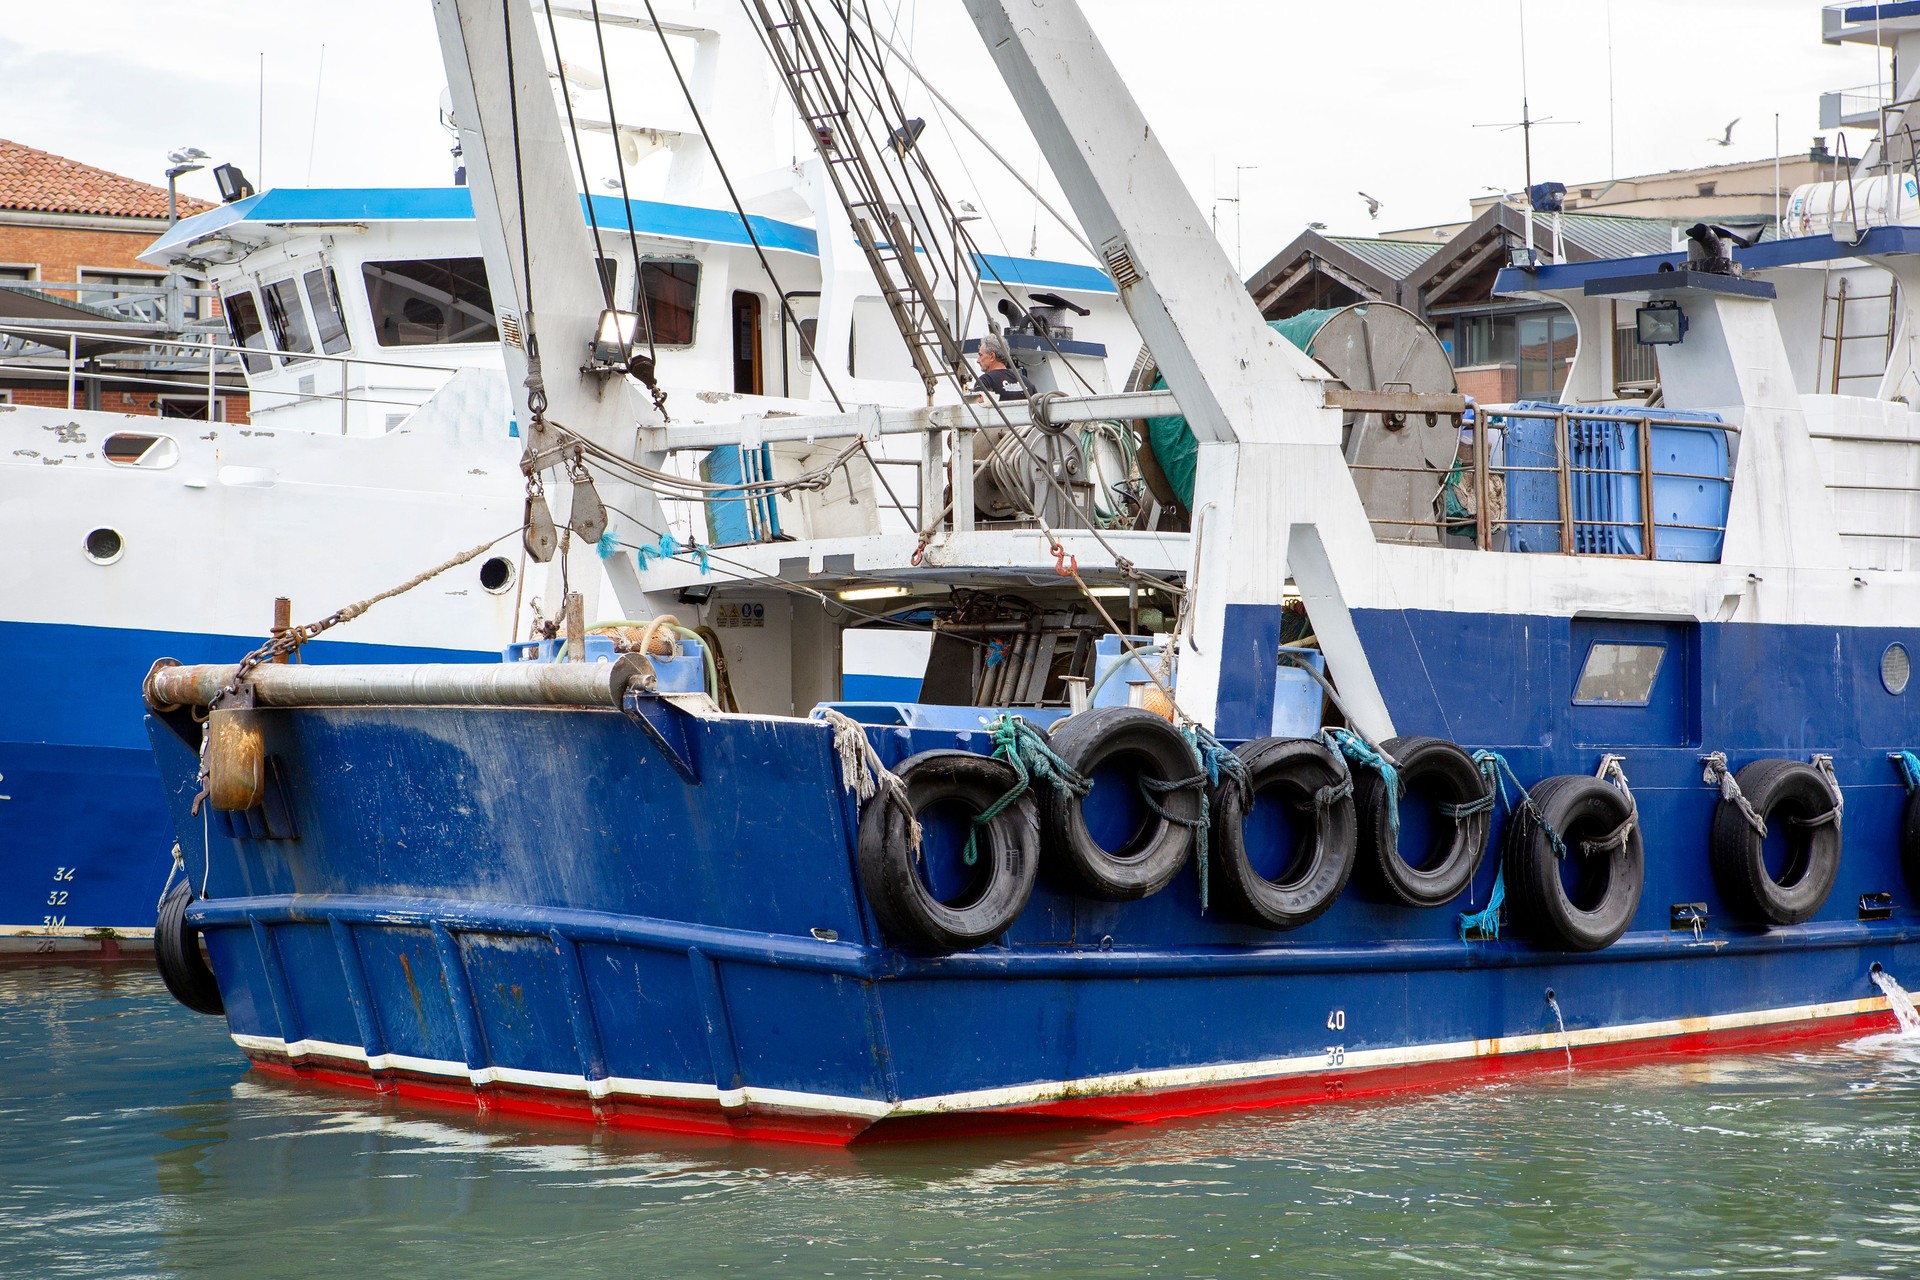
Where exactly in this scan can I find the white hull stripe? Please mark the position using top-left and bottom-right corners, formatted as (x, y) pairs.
(0, 925), (155, 940)
(233, 994), (1890, 1121)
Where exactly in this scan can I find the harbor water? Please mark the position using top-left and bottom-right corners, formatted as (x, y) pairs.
(8, 963), (1920, 1278)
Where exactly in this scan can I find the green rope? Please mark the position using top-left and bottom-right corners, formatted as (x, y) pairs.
(1453, 749), (1568, 941)
(1171, 724), (1236, 912)
(962, 716), (1091, 866)
(1323, 727), (1399, 848)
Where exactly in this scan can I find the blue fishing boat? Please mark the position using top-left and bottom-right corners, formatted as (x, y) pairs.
(0, 0), (1136, 952)
(143, 0), (1920, 1142)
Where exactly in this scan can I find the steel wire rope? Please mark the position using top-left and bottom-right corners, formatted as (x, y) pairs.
(540, 0), (617, 313)
(586, 0), (657, 364)
(636, 0), (919, 533)
(501, 0), (544, 417)
(732, 0), (1195, 727)
(810, 4), (1197, 699)
(760, 0), (966, 359)
(865, 17), (1097, 259)
(824, 14), (1190, 588)
(767, 0), (1188, 599)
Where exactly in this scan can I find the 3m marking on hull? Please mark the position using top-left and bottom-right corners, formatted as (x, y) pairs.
(230, 997), (1898, 1144)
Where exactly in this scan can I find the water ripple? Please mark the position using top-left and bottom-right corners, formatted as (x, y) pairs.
(8, 964), (1920, 1278)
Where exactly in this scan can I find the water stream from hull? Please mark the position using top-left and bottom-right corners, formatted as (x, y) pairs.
(1872, 968), (1920, 1034)
(1545, 990), (1574, 1070)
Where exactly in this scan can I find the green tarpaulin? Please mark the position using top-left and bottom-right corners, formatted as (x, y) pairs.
(1144, 308), (1338, 510)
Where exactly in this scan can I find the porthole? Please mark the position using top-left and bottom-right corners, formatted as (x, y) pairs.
(479, 555), (515, 594)
(1884, 642), (1911, 695)
(84, 527), (124, 565)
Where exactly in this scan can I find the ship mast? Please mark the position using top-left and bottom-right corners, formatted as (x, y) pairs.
(958, 0), (1394, 734)
(432, 0), (668, 625)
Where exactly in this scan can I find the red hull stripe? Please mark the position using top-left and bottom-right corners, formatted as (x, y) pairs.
(239, 1006), (1898, 1146)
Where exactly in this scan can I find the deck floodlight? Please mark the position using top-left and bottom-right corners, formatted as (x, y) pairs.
(1636, 300), (1687, 345)
(1506, 243), (1539, 270)
(592, 307), (645, 365)
(212, 163), (255, 203)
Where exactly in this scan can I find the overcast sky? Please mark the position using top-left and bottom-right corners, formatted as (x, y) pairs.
(1, 1), (1883, 272)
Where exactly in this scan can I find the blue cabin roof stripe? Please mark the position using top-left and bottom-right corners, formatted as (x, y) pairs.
(973, 252), (1115, 295)
(144, 187), (819, 259)
(1844, 2), (1920, 22)
(1492, 226), (1920, 296)
(144, 187), (1112, 292)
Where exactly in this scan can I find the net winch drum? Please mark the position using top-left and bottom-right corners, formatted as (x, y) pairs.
(1126, 302), (1460, 540)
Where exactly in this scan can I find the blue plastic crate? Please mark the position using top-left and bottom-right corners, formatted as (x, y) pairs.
(1499, 402), (1730, 561)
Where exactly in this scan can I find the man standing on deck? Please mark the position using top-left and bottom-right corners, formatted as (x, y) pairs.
(973, 332), (1031, 401)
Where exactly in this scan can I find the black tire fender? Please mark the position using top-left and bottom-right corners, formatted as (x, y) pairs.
(1710, 758), (1842, 926)
(1505, 774), (1644, 952)
(1208, 736), (1357, 929)
(1043, 707), (1204, 900)
(156, 877), (224, 1016)
(1903, 787), (1920, 901)
(856, 749), (1039, 952)
(1351, 735), (1493, 908)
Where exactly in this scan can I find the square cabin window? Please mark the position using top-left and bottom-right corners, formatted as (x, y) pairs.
(637, 260), (700, 347)
(222, 288), (274, 374)
(262, 277), (314, 356)
(303, 266), (352, 354)
(1573, 641), (1666, 706)
(363, 257), (498, 347)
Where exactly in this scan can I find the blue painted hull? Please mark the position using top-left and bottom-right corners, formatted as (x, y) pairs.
(0, 621), (491, 943)
(150, 607), (1920, 1139)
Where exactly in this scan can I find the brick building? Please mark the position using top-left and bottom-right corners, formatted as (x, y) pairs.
(0, 138), (248, 421)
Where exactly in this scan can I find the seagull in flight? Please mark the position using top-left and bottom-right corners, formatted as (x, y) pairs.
(1358, 191), (1382, 219)
(1710, 118), (1740, 147)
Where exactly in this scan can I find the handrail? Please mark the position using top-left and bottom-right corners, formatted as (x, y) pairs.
(1451, 404), (1739, 559)
(0, 320), (469, 422)
(0, 321), (464, 376)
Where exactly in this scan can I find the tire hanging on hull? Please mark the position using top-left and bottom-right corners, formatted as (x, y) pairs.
(156, 878), (224, 1016)
(1710, 758), (1842, 926)
(1042, 707), (1206, 900)
(856, 749), (1040, 952)
(1352, 735), (1494, 908)
(1505, 774), (1644, 952)
(1208, 736), (1358, 929)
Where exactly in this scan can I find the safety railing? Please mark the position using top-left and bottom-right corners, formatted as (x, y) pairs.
(636, 389), (1176, 547)
(0, 322), (464, 431)
(1459, 405), (1738, 559)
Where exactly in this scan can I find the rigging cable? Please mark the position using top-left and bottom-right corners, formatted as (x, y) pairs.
(744, 0), (1186, 596)
(587, 0), (658, 368)
(540, 0), (616, 311)
(638, 0), (919, 535)
(500, 0), (546, 423)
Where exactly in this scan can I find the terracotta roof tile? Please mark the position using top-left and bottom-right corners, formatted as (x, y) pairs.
(0, 138), (214, 220)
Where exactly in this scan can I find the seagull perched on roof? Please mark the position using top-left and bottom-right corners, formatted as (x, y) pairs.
(1710, 118), (1740, 147)
(1358, 191), (1381, 220)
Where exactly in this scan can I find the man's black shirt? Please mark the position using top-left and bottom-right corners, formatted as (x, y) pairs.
(975, 366), (1030, 400)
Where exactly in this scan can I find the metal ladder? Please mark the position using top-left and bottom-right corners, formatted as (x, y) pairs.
(1817, 271), (1898, 394)
(748, 0), (966, 396)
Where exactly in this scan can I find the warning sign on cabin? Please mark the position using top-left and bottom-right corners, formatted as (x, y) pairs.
(715, 602), (767, 628)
